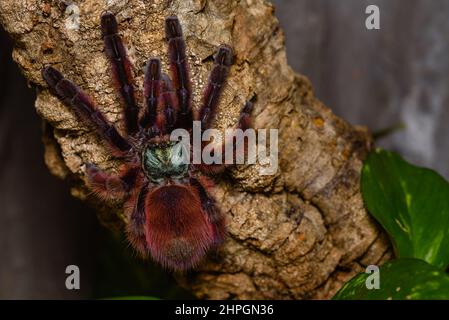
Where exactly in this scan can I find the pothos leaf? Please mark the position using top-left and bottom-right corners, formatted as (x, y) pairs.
(333, 259), (449, 300)
(361, 149), (449, 269)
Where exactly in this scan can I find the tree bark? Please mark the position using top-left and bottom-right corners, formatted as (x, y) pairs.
(0, 0), (391, 299)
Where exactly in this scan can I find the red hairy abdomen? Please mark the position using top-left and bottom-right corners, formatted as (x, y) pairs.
(144, 184), (214, 270)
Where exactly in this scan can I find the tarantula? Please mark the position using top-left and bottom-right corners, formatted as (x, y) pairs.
(41, 12), (252, 271)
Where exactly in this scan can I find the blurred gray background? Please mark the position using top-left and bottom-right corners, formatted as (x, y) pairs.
(272, 0), (449, 179)
(1, 0), (448, 299)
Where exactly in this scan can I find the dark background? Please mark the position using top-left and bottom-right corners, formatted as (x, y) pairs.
(1, 0), (448, 298)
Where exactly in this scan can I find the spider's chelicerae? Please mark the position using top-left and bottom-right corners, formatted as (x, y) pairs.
(42, 12), (252, 271)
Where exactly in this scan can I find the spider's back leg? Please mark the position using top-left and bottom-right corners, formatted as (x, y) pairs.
(165, 16), (193, 130)
(101, 11), (139, 135)
(190, 177), (226, 246)
(42, 66), (131, 154)
(126, 183), (150, 256)
(86, 163), (139, 200)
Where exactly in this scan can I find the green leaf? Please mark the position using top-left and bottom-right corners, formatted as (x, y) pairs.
(333, 259), (449, 300)
(361, 149), (449, 269)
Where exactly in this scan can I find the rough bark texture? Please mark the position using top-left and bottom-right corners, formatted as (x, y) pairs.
(0, 0), (391, 299)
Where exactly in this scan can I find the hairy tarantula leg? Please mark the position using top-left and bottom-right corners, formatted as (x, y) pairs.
(140, 59), (162, 128)
(165, 16), (193, 130)
(226, 101), (255, 163)
(85, 163), (139, 200)
(236, 101), (253, 130)
(42, 66), (131, 153)
(141, 59), (160, 127)
(190, 177), (226, 245)
(160, 73), (179, 133)
(126, 183), (150, 256)
(147, 74), (178, 136)
(196, 101), (254, 175)
(101, 11), (139, 135)
(199, 45), (234, 129)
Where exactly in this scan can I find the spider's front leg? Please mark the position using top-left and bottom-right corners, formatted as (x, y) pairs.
(159, 73), (179, 134)
(101, 12), (139, 135)
(226, 100), (254, 162)
(42, 66), (132, 155)
(196, 45), (253, 174)
(140, 59), (179, 136)
(196, 101), (254, 175)
(140, 59), (162, 130)
(199, 45), (234, 129)
(165, 16), (193, 130)
(236, 101), (253, 131)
